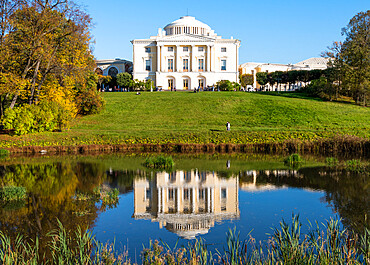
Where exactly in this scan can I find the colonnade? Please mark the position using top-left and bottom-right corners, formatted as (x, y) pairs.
(156, 44), (214, 72)
(157, 187), (215, 214)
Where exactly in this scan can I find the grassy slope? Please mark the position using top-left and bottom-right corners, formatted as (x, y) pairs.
(0, 92), (369, 147)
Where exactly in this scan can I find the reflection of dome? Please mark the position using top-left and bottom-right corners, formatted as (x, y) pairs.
(172, 229), (209, 240)
(163, 16), (214, 36)
(164, 214), (214, 239)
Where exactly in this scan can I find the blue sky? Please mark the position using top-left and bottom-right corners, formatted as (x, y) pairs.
(81, 0), (369, 64)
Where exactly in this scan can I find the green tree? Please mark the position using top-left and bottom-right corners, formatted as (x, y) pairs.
(116, 72), (132, 89)
(340, 10), (370, 105)
(240, 74), (254, 87)
(256, 72), (268, 90)
(323, 11), (370, 105)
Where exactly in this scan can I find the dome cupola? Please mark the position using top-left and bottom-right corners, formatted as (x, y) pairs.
(163, 16), (215, 37)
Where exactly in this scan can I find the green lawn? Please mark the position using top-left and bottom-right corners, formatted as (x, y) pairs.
(1, 91), (369, 148)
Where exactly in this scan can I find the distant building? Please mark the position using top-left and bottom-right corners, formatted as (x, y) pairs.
(133, 170), (239, 239)
(131, 16), (240, 90)
(95, 58), (132, 77)
(239, 57), (330, 90)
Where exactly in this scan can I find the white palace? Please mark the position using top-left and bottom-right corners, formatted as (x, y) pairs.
(131, 16), (240, 90)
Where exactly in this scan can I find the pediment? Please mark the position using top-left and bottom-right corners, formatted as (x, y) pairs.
(158, 34), (215, 43)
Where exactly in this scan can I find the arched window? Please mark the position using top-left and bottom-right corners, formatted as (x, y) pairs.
(95, 68), (103, 75)
(108, 67), (118, 77)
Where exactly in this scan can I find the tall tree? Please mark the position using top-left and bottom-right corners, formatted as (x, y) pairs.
(1, 0), (94, 110)
(323, 10), (369, 105)
(256, 72), (268, 90)
(340, 10), (370, 105)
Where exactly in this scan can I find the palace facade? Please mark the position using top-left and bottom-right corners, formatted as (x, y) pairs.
(131, 16), (240, 90)
(133, 170), (239, 239)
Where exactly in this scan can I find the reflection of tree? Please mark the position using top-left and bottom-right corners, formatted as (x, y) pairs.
(239, 167), (369, 234)
(0, 161), (107, 256)
(106, 169), (152, 194)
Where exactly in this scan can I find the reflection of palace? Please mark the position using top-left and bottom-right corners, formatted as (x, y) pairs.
(133, 171), (239, 239)
(240, 170), (300, 192)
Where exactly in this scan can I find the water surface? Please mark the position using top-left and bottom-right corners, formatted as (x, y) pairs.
(0, 153), (368, 260)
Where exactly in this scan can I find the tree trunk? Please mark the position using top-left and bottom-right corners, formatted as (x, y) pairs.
(29, 59), (41, 105)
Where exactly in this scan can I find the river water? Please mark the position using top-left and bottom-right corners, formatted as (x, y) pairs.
(0, 153), (368, 261)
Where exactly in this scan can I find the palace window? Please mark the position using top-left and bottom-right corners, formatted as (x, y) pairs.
(200, 171), (206, 182)
(183, 59), (189, 71)
(199, 189), (205, 200)
(168, 46), (174, 52)
(184, 171), (191, 182)
(145, 47), (151, 53)
(183, 46), (189, 52)
(168, 188), (174, 200)
(168, 79), (174, 90)
(145, 60), (151, 71)
(183, 79), (189, 90)
(198, 47), (204, 52)
(221, 60), (226, 71)
(146, 188), (151, 200)
(169, 171), (176, 182)
(221, 47), (226, 52)
(168, 59), (173, 72)
(198, 79), (204, 88)
(184, 188), (190, 201)
(108, 67), (118, 77)
(198, 59), (204, 71)
(221, 188), (227, 199)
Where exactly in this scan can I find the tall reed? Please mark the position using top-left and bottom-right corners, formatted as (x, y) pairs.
(0, 215), (368, 264)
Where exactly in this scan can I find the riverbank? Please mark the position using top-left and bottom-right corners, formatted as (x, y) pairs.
(1, 135), (369, 156)
(1, 92), (369, 155)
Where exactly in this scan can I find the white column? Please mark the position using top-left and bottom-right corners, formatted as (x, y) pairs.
(191, 45), (196, 72)
(235, 43), (239, 82)
(211, 188), (214, 213)
(158, 187), (161, 213)
(161, 46), (165, 72)
(192, 187), (196, 213)
(206, 45), (210, 72)
(157, 45), (161, 72)
(177, 188), (180, 213)
(207, 187), (211, 213)
(162, 187), (166, 213)
(209, 46), (213, 72)
(176, 45), (181, 72)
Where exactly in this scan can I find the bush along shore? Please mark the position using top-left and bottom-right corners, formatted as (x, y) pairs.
(0, 135), (368, 157)
(0, 215), (369, 264)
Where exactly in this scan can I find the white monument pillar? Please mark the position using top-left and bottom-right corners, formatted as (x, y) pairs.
(176, 45), (181, 72)
(157, 45), (161, 72)
(207, 187), (211, 212)
(192, 187), (196, 213)
(177, 188), (181, 213)
(158, 187), (161, 213)
(206, 45), (210, 72)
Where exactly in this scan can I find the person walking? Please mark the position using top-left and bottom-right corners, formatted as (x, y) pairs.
(226, 122), (230, 131)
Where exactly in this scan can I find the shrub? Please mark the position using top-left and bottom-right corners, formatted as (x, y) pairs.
(284, 153), (303, 168)
(144, 156), (174, 169)
(0, 186), (26, 201)
(216, 80), (241, 91)
(0, 149), (9, 158)
(1, 101), (73, 135)
(75, 89), (105, 115)
(345, 159), (366, 173)
(325, 157), (339, 167)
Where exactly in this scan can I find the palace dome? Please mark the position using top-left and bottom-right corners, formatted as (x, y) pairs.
(163, 16), (213, 36)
